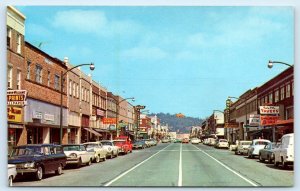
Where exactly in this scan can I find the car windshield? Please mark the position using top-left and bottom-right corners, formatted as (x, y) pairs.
(10, 147), (43, 156)
(255, 141), (269, 145)
(113, 141), (125, 144)
(63, 145), (80, 151)
(85, 144), (97, 149)
(219, 140), (227, 142)
(101, 141), (112, 146)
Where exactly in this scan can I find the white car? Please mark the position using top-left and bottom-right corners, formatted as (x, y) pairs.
(191, 138), (201, 144)
(62, 144), (94, 167)
(100, 140), (119, 158)
(247, 139), (271, 158)
(8, 164), (17, 186)
(235, 141), (252, 155)
(273, 133), (294, 168)
(84, 142), (108, 162)
(215, 139), (229, 149)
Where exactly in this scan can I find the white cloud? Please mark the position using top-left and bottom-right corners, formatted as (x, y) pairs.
(121, 46), (168, 60)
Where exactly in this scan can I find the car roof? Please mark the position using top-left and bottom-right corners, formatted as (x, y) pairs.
(13, 144), (60, 148)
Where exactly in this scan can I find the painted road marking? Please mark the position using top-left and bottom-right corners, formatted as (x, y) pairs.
(191, 144), (259, 187)
(178, 143), (182, 186)
(104, 143), (174, 186)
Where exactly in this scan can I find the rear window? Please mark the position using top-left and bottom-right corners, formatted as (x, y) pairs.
(255, 141), (269, 145)
(101, 141), (112, 146)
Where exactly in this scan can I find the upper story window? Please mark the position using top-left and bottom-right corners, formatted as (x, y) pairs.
(17, 69), (21, 90)
(275, 89), (279, 103)
(280, 86), (285, 101)
(269, 93), (273, 104)
(292, 81), (294, 96)
(73, 83), (76, 97)
(7, 27), (11, 47)
(35, 65), (43, 84)
(76, 84), (79, 98)
(69, 80), (72, 96)
(286, 84), (291, 98)
(47, 71), (51, 87)
(26, 61), (31, 80)
(17, 33), (21, 54)
(87, 90), (89, 102)
(7, 65), (13, 89)
(54, 74), (60, 90)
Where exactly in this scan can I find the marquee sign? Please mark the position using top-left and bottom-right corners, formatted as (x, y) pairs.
(7, 90), (27, 106)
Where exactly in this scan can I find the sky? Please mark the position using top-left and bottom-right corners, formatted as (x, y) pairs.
(16, 6), (294, 118)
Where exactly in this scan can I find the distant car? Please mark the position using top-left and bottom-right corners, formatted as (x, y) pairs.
(8, 144), (67, 180)
(258, 142), (280, 163)
(8, 164), (17, 186)
(235, 141), (252, 155)
(162, 138), (170, 143)
(215, 139), (229, 149)
(100, 140), (119, 158)
(173, 139), (182, 143)
(182, 138), (189, 144)
(208, 138), (217, 146)
(62, 144), (94, 167)
(133, 140), (147, 149)
(247, 139), (271, 158)
(190, 138), (201, 144)
(83, 142), (107, 162)
(273, 133), (294, 168)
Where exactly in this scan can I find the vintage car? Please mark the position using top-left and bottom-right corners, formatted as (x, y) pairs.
(83, 142), (107, 162)
(182, 138), (189, 144)
(100, 140), (119, 158)
(247, 139), (271, 158)
(62, 144), (94, 167)
(8, 164), (17, 186)
(273, 133), (294, 168)
(113, 136), (133, 154)
(235, 141), (252, 155)
(8, 144), (67, 180)
(215, 139), (229, 149)
(258, 142), (280, 163)
(191, 138), (201, 144)
(133, 140), (147, 149)
(161, 138), (170, 143)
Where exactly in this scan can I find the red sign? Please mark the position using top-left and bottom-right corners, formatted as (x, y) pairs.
(103, 118), (116, 124)
(260, 116), (279, 126)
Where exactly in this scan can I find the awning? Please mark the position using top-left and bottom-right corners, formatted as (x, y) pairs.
(93, 128), (110, 133)
(84, 128), (102, 137)
(274, 119), (294, 126)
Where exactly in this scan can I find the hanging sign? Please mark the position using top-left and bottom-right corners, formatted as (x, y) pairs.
(259, 106), (280, 115)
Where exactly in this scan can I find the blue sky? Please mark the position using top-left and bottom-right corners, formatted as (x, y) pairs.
(17, 6), (294, 118)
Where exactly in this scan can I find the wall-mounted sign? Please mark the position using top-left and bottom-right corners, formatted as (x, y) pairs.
(33, 111), (43, 119)
(7, 90), (27, 106)
(260, 116), (279, 126)
(97, 109), (104, 116)
(103, 118), (116, 124)
(249, 114), (260, 126)
(44, 113), (55, 121)
(224, 122), (239, 128)
(259, 106), (280, 115)
(7, 107), (22, 123)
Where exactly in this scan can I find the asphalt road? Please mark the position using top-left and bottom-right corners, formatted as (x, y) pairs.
(13, 142), (293, 187)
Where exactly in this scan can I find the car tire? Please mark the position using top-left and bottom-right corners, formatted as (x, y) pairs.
(274, 160), (279, 167)
(95, 155), (100, 163)
(55, 163), (63, 175)
(8, 176), (13, 187)
(35, 166), (43, 180)
(87, 159), (92, 166)
(267, 155), (272, 164)
(110, 153), (113, 159)
(77, 158), (82, 168)
(248, 152), (252, 159)
(259, 154), (264, 162)
(282, 160), (288, 169)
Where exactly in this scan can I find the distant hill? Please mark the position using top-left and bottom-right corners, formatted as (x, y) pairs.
(151, 112), (203, 133)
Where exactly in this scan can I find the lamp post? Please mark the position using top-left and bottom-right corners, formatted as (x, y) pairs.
(228, 96), (247, 141)
(115, 97), (135, 137)
(59, 63), (95, 145)
(268, 60), (293, 68)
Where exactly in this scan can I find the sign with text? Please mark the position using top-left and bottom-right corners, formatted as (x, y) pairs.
(135, 105), (146, 110)
(260, 116), (279, 126)
(103, 118), (116, 124)
(7, 106), (22, 123)
(259, 106), (280, 115)
(224, 122), (239, 128)
(249, 114), (260, 126)
(7, 90), (27, 106)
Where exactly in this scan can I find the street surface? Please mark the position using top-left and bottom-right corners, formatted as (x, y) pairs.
(13, 143), (293, 187)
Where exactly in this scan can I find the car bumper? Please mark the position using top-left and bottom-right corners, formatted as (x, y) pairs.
(16, 168), (38, 174)
(66, 158), (80, 164)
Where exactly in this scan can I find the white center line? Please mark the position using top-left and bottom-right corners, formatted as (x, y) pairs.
(191, 144), (258, 187)
(178, 143), (182, 186)
(104, 144), (173, 186)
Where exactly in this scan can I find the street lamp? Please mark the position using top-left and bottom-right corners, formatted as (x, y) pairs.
(115, 97), (135, 137)
(268, 60), (293, 69)
(59, 62), (95, 145)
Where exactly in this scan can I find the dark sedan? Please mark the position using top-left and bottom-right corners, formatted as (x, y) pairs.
(133, 140), (147, 149)
(8, 144), (67, 180)
(259, 142), (280, 164)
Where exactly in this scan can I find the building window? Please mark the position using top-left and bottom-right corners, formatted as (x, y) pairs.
(69, 80), (72, 96)
(87, 90), (89, 102)
(54, 75), (60, 90)
(16, 69), (21, 90)
(269, 93), (273, 104)
(7, 65), (13, 89)
(73, 83), (76, 97)
(26, 61), (31, 80)
(286, 107), (294, 119)
(81, 88), (84, 101)
(47, 71), (51, 87)
(275, 89), (279, 103)
(17, 33), (21, 54)
(286, 84), (291, 98)
(280, 86), (285, 101)
(292, 81), (294, 96)
(7, 27), (11, 47)
(35, 65), (43, 83)
(76, 84), (79, 98)
(264, 96), (268, 105)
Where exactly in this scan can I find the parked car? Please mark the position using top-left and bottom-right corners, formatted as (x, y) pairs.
(229, 140), (239, 151)
(203, 139), (209, 145)
(162, 138), (170, 143)
(273, 133), (294, 168)
(208, 138), (217, 146)
(62, 144), (94, 167)
(190, 138), (201, 144)
(235, 141), (252, 155)
(173, 138), (182, 143)
(100, 140), (119, 158)
(133, 140), (147, 149)
(247, 139), (271, 158)
(215, 139), (229, 149)
(8, 164), (17, 186)
(182, 138), (189, 144)
(83, 142), (107, 162)
(8, 144), (67, 180)
(113, 140), (132, 154)
(258, 142), (280, 163)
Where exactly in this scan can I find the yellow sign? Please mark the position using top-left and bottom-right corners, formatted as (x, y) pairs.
(7, 107), (22, 123)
